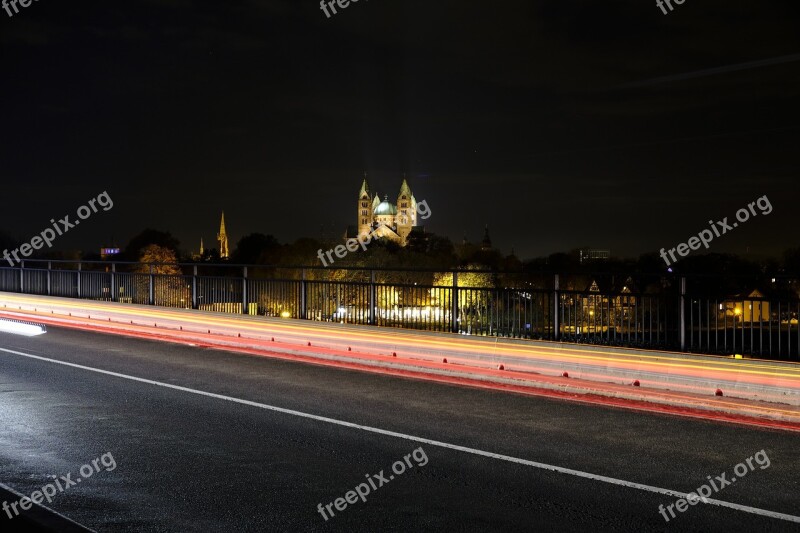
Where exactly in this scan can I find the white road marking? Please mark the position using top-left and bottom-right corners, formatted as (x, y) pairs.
(0, 482), (96, 532)
(2, 346), (799, 524)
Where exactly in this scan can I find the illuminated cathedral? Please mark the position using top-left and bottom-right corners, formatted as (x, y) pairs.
(349, 176), (422, 246)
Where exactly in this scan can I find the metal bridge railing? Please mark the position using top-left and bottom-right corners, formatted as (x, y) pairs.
(0, 260), (797, 361)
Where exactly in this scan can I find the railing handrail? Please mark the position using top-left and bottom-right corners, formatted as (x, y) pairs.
(2, 262), (798, 360)
(4, 259), (799, 282)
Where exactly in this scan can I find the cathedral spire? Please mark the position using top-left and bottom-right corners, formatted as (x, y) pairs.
(481, 225), (492, 251)
(398, 176), (412, 197)
(217, 211), (229, 259)
(359, 173), (370, 198)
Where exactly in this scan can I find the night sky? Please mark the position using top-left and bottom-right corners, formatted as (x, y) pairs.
(2, 0), (799, 260)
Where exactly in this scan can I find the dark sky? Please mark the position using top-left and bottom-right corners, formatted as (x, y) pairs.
(2, 0), (799, 260)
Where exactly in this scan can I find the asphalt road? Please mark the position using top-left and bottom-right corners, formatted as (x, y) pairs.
(0, 326), (798, 532)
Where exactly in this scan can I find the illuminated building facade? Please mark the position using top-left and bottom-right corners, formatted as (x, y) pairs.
(217, 212), (229, 259)
(353, 177), (419, 245)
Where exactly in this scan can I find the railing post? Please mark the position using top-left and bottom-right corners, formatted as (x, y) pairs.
(19, 260), (24, 293)
(77, 262), (82, 299)
(47, 261), (52, 296)
(242, 266), (248, 315)
(553, 274), (560, 341)
(369, 270), (376, 325)
(149, 264), (155, 306)
(192, 265), (198, 310)
(451, 270), (459, 333)
(110, 263), (116, 302)
(300, 268), (307, 320)
(680, 276), (686, 351)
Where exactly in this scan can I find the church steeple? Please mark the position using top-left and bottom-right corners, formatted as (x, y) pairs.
(481, 225), (492, 251)
(396, 177), (415, 242)
(199, 238), (204, 256)
(359, 173), (370, 198)
(357, 174), (373, 237)
(398, 177), (412, 197)
(217, 212), (229, 259)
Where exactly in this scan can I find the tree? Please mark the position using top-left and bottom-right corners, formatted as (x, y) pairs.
(134, 245), (188, 307)
(123, 229), (180, 261)
(434, 266), (496, 333)
(201, 248), (221, 262)
(460, 248), (504, 270)
(278, 238), (326, 268)
(784, 247), (800, 275)
(232, 233), (280, 264)
(136, 245), (181, 274)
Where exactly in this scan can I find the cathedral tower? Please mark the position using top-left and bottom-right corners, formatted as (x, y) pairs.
(357, 176), (372, 237)
(396, 178), (416, 242)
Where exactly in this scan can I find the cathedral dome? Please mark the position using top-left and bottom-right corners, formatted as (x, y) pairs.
(374, 196), (397, 216)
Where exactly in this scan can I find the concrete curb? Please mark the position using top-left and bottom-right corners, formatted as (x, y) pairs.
(0, 293), (798, 421)
(2, 310), (799, 429)
(3, 293), (797, 403)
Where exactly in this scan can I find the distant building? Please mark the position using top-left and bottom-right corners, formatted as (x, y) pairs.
(100, 247), (120, 260)
(579, 248), (611, 264)
(193, 214), (228, 261)
(346, 176), (425, 246)
(481, 225), (492, 251)
(191, 238), (206, 261)
(217, 212), (229, 259)
(722, 289), (770, 323)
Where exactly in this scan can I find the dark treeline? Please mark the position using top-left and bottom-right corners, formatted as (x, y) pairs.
(4, 227), (800, 283)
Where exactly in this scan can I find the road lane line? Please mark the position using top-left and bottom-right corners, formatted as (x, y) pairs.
(2, 346), (799, 524)
(0, 482), (95, 532)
